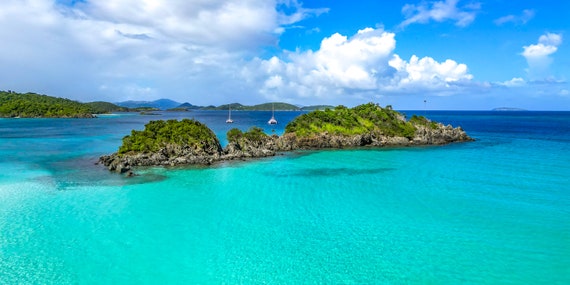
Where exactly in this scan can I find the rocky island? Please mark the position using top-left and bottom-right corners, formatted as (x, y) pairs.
(99, 103), (473, 174)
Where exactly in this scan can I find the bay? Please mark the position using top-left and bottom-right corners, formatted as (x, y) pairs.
(0, 110), (569, 284)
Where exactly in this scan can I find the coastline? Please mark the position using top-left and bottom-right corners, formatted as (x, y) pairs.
(99, 120), (473, 174)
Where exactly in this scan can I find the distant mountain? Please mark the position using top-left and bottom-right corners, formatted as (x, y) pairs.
(201, 102), (336, 111)
(85, 101), (129, 113)
(177, 102), (202, 109)
(202, 103), (244, 110)
(116, 99), (331, 111)
(167, 102), (203, 111)
(247, 102), (300, 111)
(116, 99), (181, 110)
(201, 102), (300, 111)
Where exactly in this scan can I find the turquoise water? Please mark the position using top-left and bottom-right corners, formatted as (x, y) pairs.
(1, 111), (569, 284)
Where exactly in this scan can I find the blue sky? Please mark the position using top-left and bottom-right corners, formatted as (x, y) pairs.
(0, 0), (568, 110)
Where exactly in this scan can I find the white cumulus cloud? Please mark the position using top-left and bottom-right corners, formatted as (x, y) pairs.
(242, 27), (475, 104)
(522, 33), (563, 80)
(538, 33), (562, 46)
(0, 1), (487, 106)
(387, 55), (473, 92)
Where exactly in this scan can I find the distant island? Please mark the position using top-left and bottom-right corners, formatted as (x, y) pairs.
(116, 99), (333, 111)
(85, 101), (130, 113)
(0, 90), (336, 118)
(1, 91), (94, 118)
(0, 91), (128, 118)
(116, 99), (183, 110)
(99, 103), (473, 174)
(492, 107), (528, 111)
(200, 102), (333, 111)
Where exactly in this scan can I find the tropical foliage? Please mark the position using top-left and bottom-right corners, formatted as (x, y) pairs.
(300, 105), (335, 111)
(118, 119), (220, 154)
(285, 103), (418, 138)
(85, 101), (129, 113)
(409, 114), (439, 129)
(227, 127), (268, 144)
(0, 91), (94, 118)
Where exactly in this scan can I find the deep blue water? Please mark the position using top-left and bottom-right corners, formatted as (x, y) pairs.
(0, 110), (569, 284)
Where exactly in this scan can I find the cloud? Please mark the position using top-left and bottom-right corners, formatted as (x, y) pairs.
(538, 33), (563, 46)
(242, 27), (475, 104)
(277, 0), (330, 26)
(0, 0), (326, 103)
(2, 1), (533, 108)
(387, 54), (473, 93)
(494, 9), (535, 26)
(497, 77), (526, 87)
(522, 33), (563, 80)
(65, 0), (284, 49)
(399, 0), (480, 28)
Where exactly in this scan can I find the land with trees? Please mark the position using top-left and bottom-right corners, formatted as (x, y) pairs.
(0, 90), (334, 117)
(0, 91), (129, 118)
(99, 103), (473, 173)
(0, 91), (96, 118)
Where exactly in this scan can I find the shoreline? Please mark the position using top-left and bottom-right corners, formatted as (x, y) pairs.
(100, 126), (474, 174)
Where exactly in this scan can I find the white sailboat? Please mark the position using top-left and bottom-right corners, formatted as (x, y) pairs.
(268, 103), (277, 125)
(226, 105), (234, 123)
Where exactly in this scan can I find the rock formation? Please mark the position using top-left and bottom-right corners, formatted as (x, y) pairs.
(99, 104), (474, 174)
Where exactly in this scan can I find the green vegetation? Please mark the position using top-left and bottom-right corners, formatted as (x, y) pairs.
(300, 105), (335, 111)
(118, 119), (220, 155)
(132, 107), (160, 112)
(409, 115), (439, 130)
(247, 102), (299, 111)
(205, 103), (244, 111)
(285, 103), (417, 138)
(167, 103), (200, 111)
(85, 101), (129, 113)
(227, 128), (243, 143)
(0, 90), (94, 118)
(0, 91), (134, 117)
(177, 102), (200, 109)
(227, 127), (269, 144)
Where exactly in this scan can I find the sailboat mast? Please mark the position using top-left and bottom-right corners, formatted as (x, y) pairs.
(226, 104), (234, 123)
(268, 102), (278, 125)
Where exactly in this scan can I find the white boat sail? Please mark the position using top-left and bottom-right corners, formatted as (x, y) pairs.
(226, 105), (234, 123)
(268, 103), (277, 125)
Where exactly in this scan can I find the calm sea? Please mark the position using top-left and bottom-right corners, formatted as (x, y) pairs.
(0, 110), (569, 284)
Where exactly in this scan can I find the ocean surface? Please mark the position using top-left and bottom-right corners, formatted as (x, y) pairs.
(0, 110), (569, 284)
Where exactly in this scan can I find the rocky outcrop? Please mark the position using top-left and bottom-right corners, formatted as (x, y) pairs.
(273, 123), (472, 150)
(223, 134), (279, 159)
(411, 123), (472, 145)
(99, 122), (473, 174)
(99, 112), (474, 174)
(100, 141), (223, 173)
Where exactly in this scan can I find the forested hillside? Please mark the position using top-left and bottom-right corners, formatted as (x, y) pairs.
(0, 91), (94, 118)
